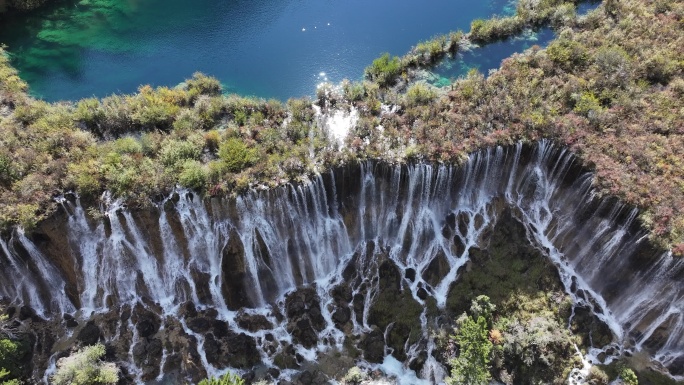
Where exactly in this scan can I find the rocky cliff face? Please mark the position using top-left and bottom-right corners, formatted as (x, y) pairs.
(0, 141), (682, 383)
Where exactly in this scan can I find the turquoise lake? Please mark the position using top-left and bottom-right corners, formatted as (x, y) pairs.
(0, 0), (514, 102)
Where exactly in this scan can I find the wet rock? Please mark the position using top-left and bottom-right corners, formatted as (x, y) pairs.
(668, 356), (684, 376)
(187, 317), (212, 333)
(236, 312), (273, 333)
(409, 351), (428, 373)
(368, 260), (422, 359)
(292, 318), (320, 349)
(417, 286), (428, 300)
(221, 228), (253, 310)
(332, 306), (351, 326)
(190, 269), (213, 304)
(422, 251), (450, 287)
(274, 344), (300, 369)
(285, 287), (326, 348)
(135, 312), (160, 338)
(77, 321), (102, 345)
(211, 319), (230, 338)
(204, 331), (259, 369)
(405, 268), (416, 282)
(332, 283), (353, 304)
(361, 329), (385, 363)
(63, 313), (78, 328)
(179, 301), (198, 319)
(267, 368), (281, 379)
(19, 306), (38, 321)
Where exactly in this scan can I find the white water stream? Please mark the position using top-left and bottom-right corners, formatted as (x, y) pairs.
(0, 141), (682, 383)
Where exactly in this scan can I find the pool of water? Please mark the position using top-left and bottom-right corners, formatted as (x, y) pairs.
(427, 27), (555, 86)
(0, 0), (513, 102)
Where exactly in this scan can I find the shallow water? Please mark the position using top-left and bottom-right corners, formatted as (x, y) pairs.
(427, 27), (555, 86)
(0, 0), (512, 102)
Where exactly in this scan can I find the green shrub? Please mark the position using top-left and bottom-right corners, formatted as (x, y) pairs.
(619, 367), (638, 385)
(178, 160), (207, 190)
(469, 16), (523, 42)
(218, 138), (258, 172)
(74, 98), (105, 128)
(573, 92), (603, 117)
(342, 80), (366, 102)
(287, 98), (315, 123)
(186, 72), (222, 101)
(112, 137), (143, 155)
(643, 52), (678, 85)
(67, 160), (102, 197)
(129, 85), (182, 130)
(587, 366), (609, 385)
(0, 154), (16, 186)
(365, 53), (402, 85)
(159, 138), (202, 168)
(51, 344), (118, 385)
(197, 372), (244, 385)
(173, 109), (204, 133)
(405, 83), (437, 107)
(341, 367), (367, 385)
(204, 130), (221, 151)
(547, 38), (588, 70)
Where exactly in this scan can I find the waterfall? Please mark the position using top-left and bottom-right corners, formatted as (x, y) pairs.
(0, 141), (682, 382)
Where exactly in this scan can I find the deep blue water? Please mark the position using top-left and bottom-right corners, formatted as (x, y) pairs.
(0, 0), (513, 102)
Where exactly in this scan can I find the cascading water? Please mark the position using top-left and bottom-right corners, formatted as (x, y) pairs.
(0, 141), (682, 383)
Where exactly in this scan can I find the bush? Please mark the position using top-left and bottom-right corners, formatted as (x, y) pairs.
(159, 138), (202, 168)
(405, 83), (437, 107)
(112, 136), (143, 155)
(129, 85), (182, 130)
(342, 80), (365, 102)
(173, 109), (204, 133)
(619, 367), (638, 385)
(341, 367), (367, 385)
(178, 160), (207, 190)
(365, 53), (402, 85)
(218, 138), (258, 173)
(587, 366), (609, 385)
(186, 72), (222, 101)
(469, 16), (523, 43)
(197, 372), (244, 385)
(573, 92), (603, 117)
(51, 344), (118, 385)
(546, 38), (588, 71)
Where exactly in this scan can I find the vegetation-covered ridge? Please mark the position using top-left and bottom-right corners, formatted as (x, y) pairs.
(350, 0), (684, 254)
(0, 0), (683, 254)
(0, 0), (50, 15)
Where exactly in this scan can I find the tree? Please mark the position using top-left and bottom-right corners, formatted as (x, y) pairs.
(52, 344), (118, 385)
(0, 311), (20, 385)
(197, 372), (245, 385)
(0, 339), (19, 385)
(446, 315), (493, 385)
(446, 296), (495, 385)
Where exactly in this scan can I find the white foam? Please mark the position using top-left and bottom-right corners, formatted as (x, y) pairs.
(377, 356), (431, 385)
(313, 105), (359, 146)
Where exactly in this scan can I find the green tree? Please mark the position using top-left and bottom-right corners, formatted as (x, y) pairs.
(197, 372), (245, 385)
(51, 344), (118, 385)
(446, 314), (493, 385)
(0, 338), (19, 385)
